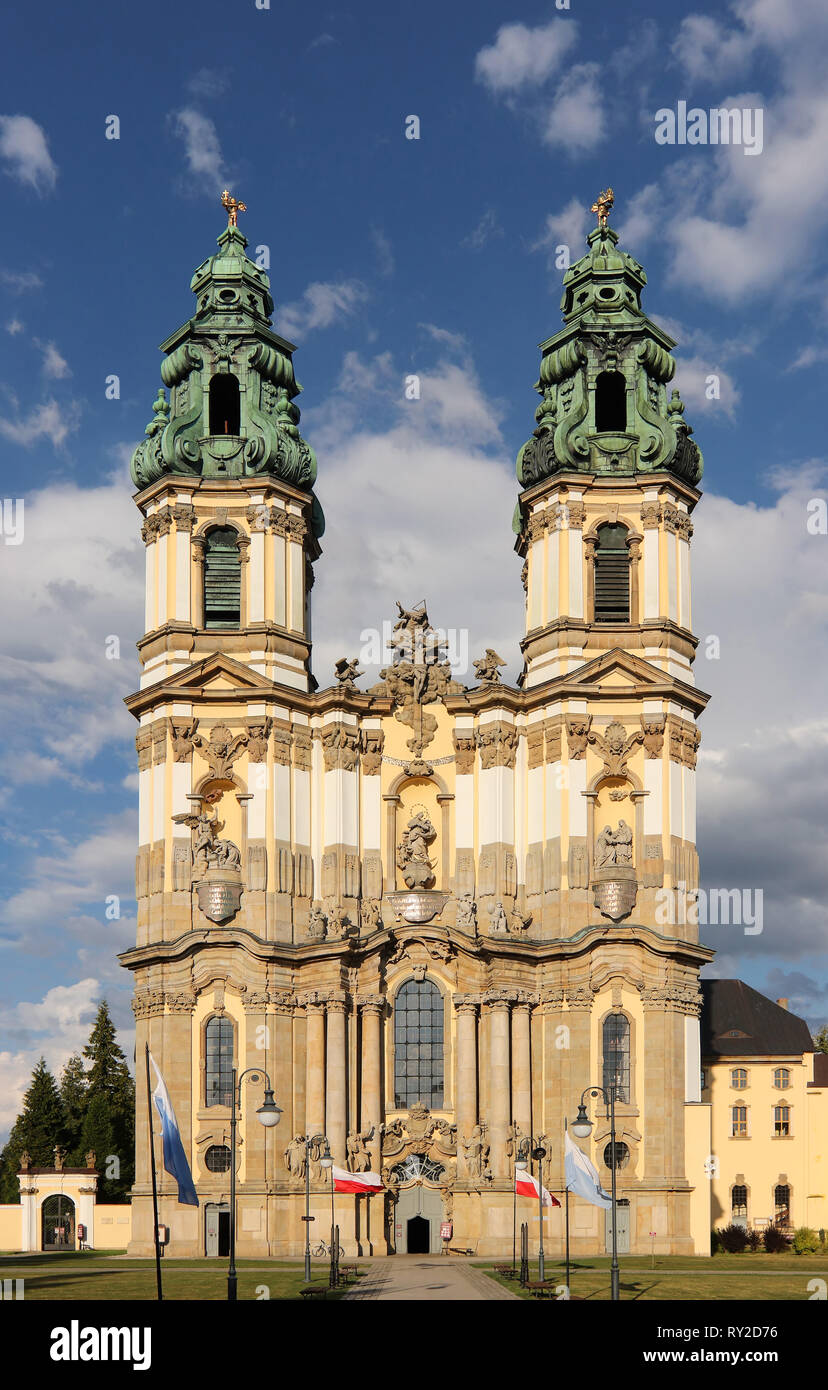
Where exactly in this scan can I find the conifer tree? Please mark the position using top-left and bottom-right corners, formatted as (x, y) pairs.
(60, 1053), (88, 1153)
(77, 1001), (135, 1201)
(814, 1025), (828, 1055)
(0, 1059), (68, 1203)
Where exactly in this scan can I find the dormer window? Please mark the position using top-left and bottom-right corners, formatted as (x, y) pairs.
(595, 370), (627, 432)
(209, 373), (241, 435)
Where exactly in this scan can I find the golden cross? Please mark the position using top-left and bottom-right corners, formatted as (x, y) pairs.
(221, 189), (247, 227)
(590, 187), (615, 229)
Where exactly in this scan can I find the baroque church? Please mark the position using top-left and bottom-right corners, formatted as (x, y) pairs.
(121, 191), (715, 1258)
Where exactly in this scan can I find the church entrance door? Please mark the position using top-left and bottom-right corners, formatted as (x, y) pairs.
(205, 1203), (231, 1257)
(393, 1184), (444, 1254)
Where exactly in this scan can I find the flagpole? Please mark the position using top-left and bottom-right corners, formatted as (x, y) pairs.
(564, 1117), (570, 1293)
(145, 1044), (163, 1302)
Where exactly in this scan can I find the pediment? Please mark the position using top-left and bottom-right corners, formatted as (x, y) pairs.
(125, 651), (277, 716)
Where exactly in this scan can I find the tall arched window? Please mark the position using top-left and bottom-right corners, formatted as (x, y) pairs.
(773, 1184), (790, 1224)
(209, 373), (241, 435)
(602, 1013), (630, 1104)
(393, 979), (444, 1109)
(731, 1184), (748, 1219)
(595, 370), (627, 432)
(203, 527), (241, 629)
(594, 523), (630, 623)
(205, 1016), (234, 1107)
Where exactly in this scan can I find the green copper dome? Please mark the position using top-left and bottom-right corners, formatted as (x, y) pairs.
(131, 221), (323, 533)
(515, 220), (703, 497)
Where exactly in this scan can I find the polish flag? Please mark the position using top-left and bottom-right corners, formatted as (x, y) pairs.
(332, 1165), (384, 1194)
(515, 1169), (561, 1207)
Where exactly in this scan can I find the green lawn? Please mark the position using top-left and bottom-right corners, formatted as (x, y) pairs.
(477, 1253), (828, 1301)
(0, 1251), (356, 1301)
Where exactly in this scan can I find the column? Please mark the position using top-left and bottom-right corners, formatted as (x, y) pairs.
(325, 998), (348, 1164)
(454, 998), (479, 1176)
(305, 1002), (326, 1137)
(487, 997), (512, 1179)
(511, 1002), (532, 1139)
(358, 997), (384, 1171)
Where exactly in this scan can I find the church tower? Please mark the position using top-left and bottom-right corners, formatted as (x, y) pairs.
(122, 193), (713, 1261)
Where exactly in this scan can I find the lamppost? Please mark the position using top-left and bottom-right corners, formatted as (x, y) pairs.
(227, 1069), (282, 1302)
(513, 1136), (530, 1272)
(303, 1134), (333, 1283)
(571, 1085), (620, 1302)
(532, 1140), (547, 1282)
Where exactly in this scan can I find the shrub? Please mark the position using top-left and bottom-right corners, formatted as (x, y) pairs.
(763, 1225), (791, 1253)
(792, 1226), (820, 1255)
(746, 1229), (762, 1252)
(715, 1223), (749, 1253)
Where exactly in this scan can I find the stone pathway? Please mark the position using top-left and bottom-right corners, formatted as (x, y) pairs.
(342, 1256), (519, 1301)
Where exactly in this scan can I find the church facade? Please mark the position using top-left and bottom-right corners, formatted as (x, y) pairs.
(121, 196), (714, 1258)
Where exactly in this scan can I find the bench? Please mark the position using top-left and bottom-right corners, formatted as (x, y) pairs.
(339, 1264), (358, 1281)
(526, 1281), (559, 1299)
(493, 1265), (519, 1279)
(300, 1285), (329, 1299)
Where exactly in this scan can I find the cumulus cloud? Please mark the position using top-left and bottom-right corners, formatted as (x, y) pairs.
(0, 398), (80, 449)
(37, 340), (71, 379)
(171, 108), (227, 192)
(533, 197), (590, 270)
(0, 115), (57, 192)
(462, 208), (504, 251)
(541, 63), (605, 153)
(277, 279), (369, 340)
(474, 19), (577, 93)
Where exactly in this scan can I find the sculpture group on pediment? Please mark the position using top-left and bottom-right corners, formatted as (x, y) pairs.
(374, 602), (466, 759)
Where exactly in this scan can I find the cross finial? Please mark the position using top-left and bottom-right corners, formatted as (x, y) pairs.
(590, 187), (614, 229)
(221, 189), (247, 228)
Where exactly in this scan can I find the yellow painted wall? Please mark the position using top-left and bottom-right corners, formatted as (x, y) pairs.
(0, 1205), (20, 1251)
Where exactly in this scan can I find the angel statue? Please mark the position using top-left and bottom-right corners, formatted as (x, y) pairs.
(173, 803), (241, 873)
(473, 649), (506, 685)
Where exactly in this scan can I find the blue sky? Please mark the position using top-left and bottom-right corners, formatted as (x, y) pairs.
(1, 0), (828, 1138)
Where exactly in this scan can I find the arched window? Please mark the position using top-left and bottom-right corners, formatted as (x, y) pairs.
(731, 1184), (748, 1218)
(203, 527), (241, 629)
(205, 1016), (234, 1107)
(774, 1184), (790, 1224)
(593, 523), (630, 623)
(595, 370), (627, 432)
(209, 373), (241, 435)
(602, 1014), (630, 1104)
(773, 1067), (790, 1089)
(393, 978), (444, 1109)
(730, 1067), (748, 1090)
(773, 1105), (790, 1137)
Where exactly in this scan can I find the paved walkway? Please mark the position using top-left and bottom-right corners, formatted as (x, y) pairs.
(342, 1256), (519, 1301)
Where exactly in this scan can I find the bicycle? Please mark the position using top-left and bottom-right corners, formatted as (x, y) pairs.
(312, 1240), (342, 1259)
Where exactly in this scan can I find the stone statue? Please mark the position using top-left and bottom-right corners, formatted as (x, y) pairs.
(473, 648), (506, 685)
(325, 900), (353, 939)
(488, 901), (509, 935)
(173, 803), (242, 875)
(284, 1135), (307, 1179)
(360, 899), (382, 932)
(462, 1126), (490, 1180)
(169, 716), (199, 762)
(306, 904), (327, 940)
(396, 809), (436, 889)
(455, 895), (477, 933)
(85, 1150), (97, 1170)
(19, 1150), (30, 1171)
(246, 719), (272, 761)
(334, 657), (363, 691)
(53, 1146), (65, 1171)
(510, 904), (531, 935)
(346, 1127), (375, 1173)
(596, 820), (633, 868)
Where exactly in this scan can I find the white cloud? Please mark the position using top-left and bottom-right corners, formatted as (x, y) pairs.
(371, 227), (394, 277)
(37, 340), (71, 379)
(171, 108), (227, 192)
(462, 208), (504, 251)
(673, 354), (740, 417)
(0, 115), (57, 192)
(187, 68), (230, 100)
(541, 63), (604, 152)
(617, 183), (660, 250)
(533, 197), (589, 269)
(277, 279), (369, 340)
(1, 270), (43, 293)
(0, 398), (80, 449)
(474, 19), (577, 93)
(5, 318), (23, 335)
(671, 13), (756, 81)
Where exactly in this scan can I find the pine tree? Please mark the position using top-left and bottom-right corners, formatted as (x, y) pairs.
(814, 1025), (828, 1055)
(0, 1059), (68, 1203)
(60, 1054), (88, 1153)
(78, 1001), (135, 1201)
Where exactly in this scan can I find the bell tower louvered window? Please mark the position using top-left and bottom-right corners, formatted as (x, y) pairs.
(203, 527), (241, 629)
(594, 523), (630, 623)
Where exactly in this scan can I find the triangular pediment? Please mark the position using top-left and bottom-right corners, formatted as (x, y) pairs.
(530, 647), (709, 716)
(125, 651), (279, 716)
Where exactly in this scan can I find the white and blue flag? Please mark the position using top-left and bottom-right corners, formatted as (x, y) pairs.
(565, 1130), (612, 1210)
(149, 1050), (199, 1207)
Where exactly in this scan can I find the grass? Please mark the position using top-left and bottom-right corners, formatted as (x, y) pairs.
(0, 1251), (358, 1301)
(476, 1253), (828, 1301)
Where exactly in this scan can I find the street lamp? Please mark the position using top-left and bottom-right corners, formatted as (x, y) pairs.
(303, 1134), (333, 1283)
(572, 1085), (620, 1302)
(227, 1069), (282, 1302)
(531, 1141), (547, 1282)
